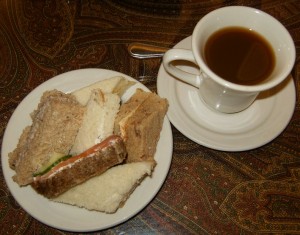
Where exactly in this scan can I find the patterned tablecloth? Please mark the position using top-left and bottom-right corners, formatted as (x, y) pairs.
(0, 0), (299, 234)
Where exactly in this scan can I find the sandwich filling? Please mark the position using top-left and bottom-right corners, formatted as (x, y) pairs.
(31, 135), (127, 198)
(33, 152), (72, 177)
(34, 135), (123, 180)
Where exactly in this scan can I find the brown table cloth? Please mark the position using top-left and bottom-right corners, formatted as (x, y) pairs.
(0, 0), (299, 234)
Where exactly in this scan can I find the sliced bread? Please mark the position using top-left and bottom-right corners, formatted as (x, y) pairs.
(9, 90), (85, 186)
(71, 76), (135, 105)
(114, 89), (168, 163)
(70, 89), (120, 155)
(32, 135), (127, 198)
(53, 161), (154, 213)
(113, 88), (151, 135)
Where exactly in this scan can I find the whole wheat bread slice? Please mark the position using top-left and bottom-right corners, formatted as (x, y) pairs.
(9, 90), (85, 186)
(31, 135), (127, 198)
(114, 89), (168, 163)
(114, 89), (151, 136)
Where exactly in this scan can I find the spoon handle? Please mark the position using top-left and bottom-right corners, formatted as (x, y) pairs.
(128, 43), (168, 59)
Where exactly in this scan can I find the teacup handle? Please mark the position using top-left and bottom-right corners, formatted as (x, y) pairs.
(163, 49), (203, 87)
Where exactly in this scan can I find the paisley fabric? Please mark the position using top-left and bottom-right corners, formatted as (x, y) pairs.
(0, 0), (299, 234)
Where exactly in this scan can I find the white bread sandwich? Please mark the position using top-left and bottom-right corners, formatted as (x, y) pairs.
(53, 161), (154, 213)
(9, 90), (86, 186)
(114, 89), (168, 163)
(70, 89), (120, 155)
(32, 135), (127, 198)
(72, 76), (135, 105)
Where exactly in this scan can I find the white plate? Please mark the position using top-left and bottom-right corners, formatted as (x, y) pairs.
(1, 68), (173, 232)
(157, 36), (295, 151)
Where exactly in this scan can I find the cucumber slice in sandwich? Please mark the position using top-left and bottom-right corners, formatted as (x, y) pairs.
(33, 152), (72, 177)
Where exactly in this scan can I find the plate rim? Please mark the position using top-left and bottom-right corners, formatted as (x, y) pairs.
(1, 68), (173, 232)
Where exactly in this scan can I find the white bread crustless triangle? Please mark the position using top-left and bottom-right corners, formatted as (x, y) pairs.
(71, 76), (135, 105)
(53, 161), (154, 213)
(70, 89), (120, 155)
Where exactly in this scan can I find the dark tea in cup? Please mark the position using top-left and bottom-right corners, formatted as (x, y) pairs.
(204, 26), (275, 85)
(163, 6), (295, 113)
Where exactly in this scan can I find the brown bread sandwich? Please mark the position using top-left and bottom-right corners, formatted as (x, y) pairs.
(9, 90), (86, 186)
(114, 88), (168, 163)
(31, 135), (126, 198)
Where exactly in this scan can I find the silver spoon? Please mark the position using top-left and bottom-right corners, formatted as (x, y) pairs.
(128, 42), (168, 59)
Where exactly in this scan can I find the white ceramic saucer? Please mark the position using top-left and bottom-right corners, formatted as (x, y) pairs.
(157, 36), (296, 151)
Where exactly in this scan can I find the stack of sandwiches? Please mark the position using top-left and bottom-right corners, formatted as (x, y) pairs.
(8, 76), (168, 213)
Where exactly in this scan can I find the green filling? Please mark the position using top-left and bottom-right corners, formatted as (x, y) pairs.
(33, 153), (72, 177)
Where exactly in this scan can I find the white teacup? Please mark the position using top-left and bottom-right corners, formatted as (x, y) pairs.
(163, 6), (295, 113)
